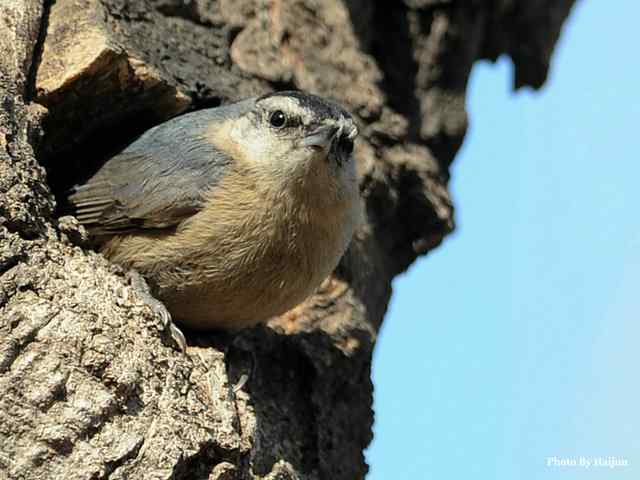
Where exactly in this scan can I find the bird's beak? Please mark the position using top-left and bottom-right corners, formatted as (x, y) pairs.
(301, 124), (340, 150)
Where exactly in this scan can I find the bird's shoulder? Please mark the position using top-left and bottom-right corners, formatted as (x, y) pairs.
(66, 101), (256, 235)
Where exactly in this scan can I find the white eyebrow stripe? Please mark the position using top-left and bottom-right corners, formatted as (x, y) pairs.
(259, 96), (316, 124)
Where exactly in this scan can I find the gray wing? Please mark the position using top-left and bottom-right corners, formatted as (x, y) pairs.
(67, 101), (253, 235)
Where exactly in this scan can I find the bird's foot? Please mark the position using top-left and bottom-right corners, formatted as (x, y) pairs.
(232, 369), (250, 393)
(226, 335), (256, 394)
(126, 270), (187, 352)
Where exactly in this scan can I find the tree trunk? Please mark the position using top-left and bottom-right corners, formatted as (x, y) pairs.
(0, 1), (575, 478)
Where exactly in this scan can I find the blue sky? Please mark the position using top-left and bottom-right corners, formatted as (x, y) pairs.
(367, 2), (640, 478)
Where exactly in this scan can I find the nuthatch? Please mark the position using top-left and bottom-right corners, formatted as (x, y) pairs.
(67, 91), (361, 334)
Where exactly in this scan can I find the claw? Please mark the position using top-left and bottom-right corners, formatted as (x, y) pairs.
(126, 270), (187, 352)
(227, 336), (256, 393)
(167, 321), (187, 352)
(232, 372), (250, 393)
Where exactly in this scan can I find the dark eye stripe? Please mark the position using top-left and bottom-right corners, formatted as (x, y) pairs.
(267, 109), (305, 129)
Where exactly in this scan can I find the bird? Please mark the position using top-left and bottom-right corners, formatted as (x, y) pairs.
(66, 90), (362, 343)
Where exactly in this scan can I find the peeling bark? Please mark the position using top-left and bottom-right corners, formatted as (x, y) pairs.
(0, 1), (576, 478)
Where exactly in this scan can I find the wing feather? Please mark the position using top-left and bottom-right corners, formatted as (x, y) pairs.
(65, 102), (253, 234)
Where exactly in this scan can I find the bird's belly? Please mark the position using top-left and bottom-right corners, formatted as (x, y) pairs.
(102, 188), (358, 330)
(161, 271), (316, 330)
(150, 218), (347, 329)
(158, 244), (333, 330)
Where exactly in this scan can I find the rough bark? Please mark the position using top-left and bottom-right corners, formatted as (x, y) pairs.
(0, 1), (575, 479)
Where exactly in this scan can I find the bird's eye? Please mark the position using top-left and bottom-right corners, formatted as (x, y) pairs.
(269, 110), (287, 128)
(339, 137), (354, 155)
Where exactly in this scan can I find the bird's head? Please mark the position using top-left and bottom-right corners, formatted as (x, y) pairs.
(224, 91), (359, 203)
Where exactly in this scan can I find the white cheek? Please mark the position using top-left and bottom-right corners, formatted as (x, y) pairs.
(230, 118), (268, 162)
